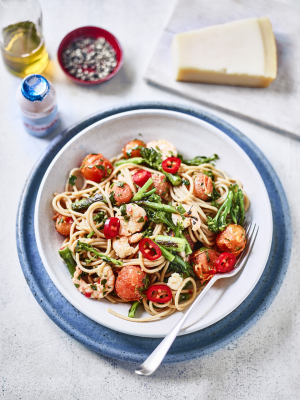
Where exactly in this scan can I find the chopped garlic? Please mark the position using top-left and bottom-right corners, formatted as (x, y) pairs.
(167, 273), (183, 290)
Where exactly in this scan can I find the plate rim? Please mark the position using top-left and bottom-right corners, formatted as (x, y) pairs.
(34, 108), (273, 337)
(16, 101), (292, 363)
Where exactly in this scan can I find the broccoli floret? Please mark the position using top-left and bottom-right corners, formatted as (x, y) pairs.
(207, 184), (245, 233)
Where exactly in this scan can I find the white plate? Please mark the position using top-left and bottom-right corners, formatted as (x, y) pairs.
(34, 109), (272, 338)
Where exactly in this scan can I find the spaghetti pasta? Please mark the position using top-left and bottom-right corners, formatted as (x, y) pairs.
(53, 139), (249, 322)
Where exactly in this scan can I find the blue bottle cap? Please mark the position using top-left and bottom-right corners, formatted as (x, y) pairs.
(21, 74), (50, 102)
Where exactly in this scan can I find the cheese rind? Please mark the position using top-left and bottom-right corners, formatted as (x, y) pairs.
(172, 17), (277, 88)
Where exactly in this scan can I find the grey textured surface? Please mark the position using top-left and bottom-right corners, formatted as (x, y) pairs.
(0, 0), (299, 398)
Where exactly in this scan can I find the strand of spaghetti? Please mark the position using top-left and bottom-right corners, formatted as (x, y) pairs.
(138, 252), (167, 274)
(107, 308), (174, 322)
(174, 277), (197, 311)
(160, 260), (170, 282)
(65, 168), (87, 192)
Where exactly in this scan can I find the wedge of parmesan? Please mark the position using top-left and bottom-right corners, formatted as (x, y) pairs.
(172, 17), (277, 88)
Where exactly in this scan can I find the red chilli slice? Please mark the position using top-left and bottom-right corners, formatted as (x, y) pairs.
(146, 284), (172, 303)
(161, 157), (181, 174)
(103, 217), (120, 239)
(139, 238), (162, 261)
(132, 170), (152, 187)
(214, 252), (236, 273)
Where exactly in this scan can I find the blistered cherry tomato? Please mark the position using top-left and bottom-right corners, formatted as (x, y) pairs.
(54, 214), (73, 236)
(80, 154), (113, 183)
(215, 252), (236, 273)
(190, 248), (219, 284)
(146, 284), (172, 304)
(103, 217), (120, 239)
(109, 182), (133, 206)
(132, 170), (152, 187)
(216, 224), (246, 256)
(123, 139), (146, 159)
(139, 238), (162, 261)
(161, 157), (181, 174)
(115, 265), (147, 301)
(193, 173), (213, 201)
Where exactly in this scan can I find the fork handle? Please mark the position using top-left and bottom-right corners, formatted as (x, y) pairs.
(135, 275), (218, 376)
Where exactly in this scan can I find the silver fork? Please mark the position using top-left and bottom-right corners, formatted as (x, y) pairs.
(135, 222), (259, 376)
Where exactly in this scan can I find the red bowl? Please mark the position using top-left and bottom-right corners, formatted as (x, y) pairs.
(57, 26), (123, 86)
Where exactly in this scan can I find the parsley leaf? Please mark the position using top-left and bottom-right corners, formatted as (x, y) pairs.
(68, 175), (77, 186)
(109, 191), (116, 205)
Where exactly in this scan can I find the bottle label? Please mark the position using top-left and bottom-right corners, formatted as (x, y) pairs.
(21, 106), (60, 137)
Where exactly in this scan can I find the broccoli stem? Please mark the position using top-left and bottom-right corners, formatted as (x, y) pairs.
(128, 301), (140, 318)
(71, 193), (107, 212)
(178, 232), (193, 255)
(183, 154), (219, 166)
(134, 200), (178, 214)
(172, 255), (196, 279)
(160, 169), (182, 186)
(142, 188), (156, 198)
(75, 240), (123, 266)
(132, 178), (154, 201)
(157, 244), (175, 262)
(155, 235), (186, 252)
(114, 157), (144, 167)
(239, 189), (245, 225)
(87, 231), (94, 238)
(58, 247), (76, 277)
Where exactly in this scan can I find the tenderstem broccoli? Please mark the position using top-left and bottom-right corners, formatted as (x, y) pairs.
(75, 240), (123, 266)
(207, 184), (245, 233)
(58, 247), (76, 277)
(128, 301), (140, 318)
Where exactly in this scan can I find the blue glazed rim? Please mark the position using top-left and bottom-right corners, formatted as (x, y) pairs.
(16, 102), (292, 363)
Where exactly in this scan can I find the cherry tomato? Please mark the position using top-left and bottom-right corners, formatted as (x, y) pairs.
(139, 238), (162, 261)
(54, 214), (73, 236)
(193, 173), (213, 201)
(123, 139), (146, 158)
(190, 248), (219, 284)
(151, 174), (170, 199)
(215, 252), (236, 273)
(216, 224), (246, 256)
(146, 284), (172, 303)
(109, 182), (133, 206)
(103, 217), (120, 239)
(161, 157), (181, 174)
(132, 170), (152, 187)
(115, 265), (147, 301)
(80, 154), (113, 183)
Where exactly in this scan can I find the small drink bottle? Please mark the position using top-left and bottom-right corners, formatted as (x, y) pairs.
(16, 74), (60, 137)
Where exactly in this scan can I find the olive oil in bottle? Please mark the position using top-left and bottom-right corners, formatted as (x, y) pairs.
(1, 21), (48, 77)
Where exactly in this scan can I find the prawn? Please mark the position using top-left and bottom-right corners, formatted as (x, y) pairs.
(118, 204), (146, 236)
(113, 236), (135, 258)
(113, 204), (146, 258)
(72, 265), (115, 299)
(146, 140), (178, 160)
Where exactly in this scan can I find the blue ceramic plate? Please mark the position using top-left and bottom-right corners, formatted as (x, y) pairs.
(16, 102), (291, 362)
